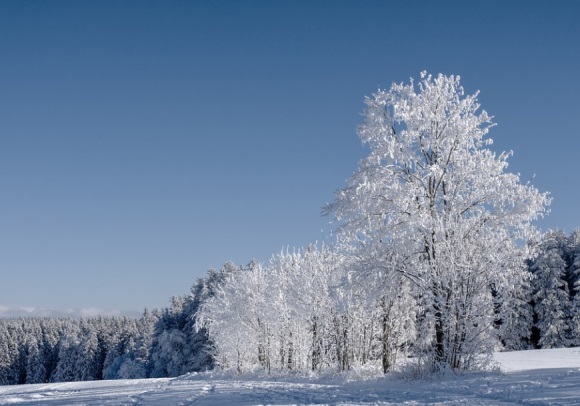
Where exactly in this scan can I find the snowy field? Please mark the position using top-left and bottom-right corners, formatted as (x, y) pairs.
(1, 348), (580, 405)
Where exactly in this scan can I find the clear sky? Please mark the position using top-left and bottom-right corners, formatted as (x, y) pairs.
(1, 0), (579, 316)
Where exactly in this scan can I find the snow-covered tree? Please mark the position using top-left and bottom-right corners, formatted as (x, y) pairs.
(337, 249), (417, 372)
(326, 72), (550, 370)
(197, 261), (270, 373)
(269, 245), (345, 372)
(496, 275), (533, 350)
(571, 231), (580, 285)
(530, 231), (572, 348)
(51, 331), (80, 382)
(0, 323), (21, 384)
(569, 231), (580, 344)
(75, 328), (99, 381)
(22, 321), (46, 384)
(148, 269), (223, 377)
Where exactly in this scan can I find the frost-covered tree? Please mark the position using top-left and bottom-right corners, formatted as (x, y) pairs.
(148, 296), (192, 377)
(269, 245), (345, 372)
(0, 323), (21, 384)
(104, 316), (149, 380)
(530, 231), (572, 348)
(569, 231), (580, 344)
(326, 72), (550, 370)
(496, 274), (533, 350)
(23, 332), (45, 384)
(197, 261), (270, 373)
(339, 250), (417, 372)
(75, 329), (100, 381)
(530, 231), (575, 348)
(148, 270), (222, 377)
(561, 230), (580, 297)
(130, 309), (156, 376)
(51, 331), (80, 382)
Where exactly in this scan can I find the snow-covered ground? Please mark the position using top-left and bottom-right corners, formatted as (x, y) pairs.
(1, 347), (580, 405)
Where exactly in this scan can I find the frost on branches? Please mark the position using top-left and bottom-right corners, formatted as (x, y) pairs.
(196, 245), (418, 374)
(326, 72), (550, 371)
(197, 246), (346, 373)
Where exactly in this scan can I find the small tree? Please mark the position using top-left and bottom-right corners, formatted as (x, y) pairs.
(326, 72), (550, 370)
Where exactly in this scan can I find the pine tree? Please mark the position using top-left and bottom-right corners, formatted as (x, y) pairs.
(530, 231), (571, 348)
(496, 276), (533, 350)
(568, 230), (580, 345)
(75, 329), (100, 381)
(51, 332), (80, 382)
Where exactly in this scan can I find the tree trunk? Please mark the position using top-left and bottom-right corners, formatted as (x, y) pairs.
(342, 315), (349, 371)
(382, 316), (390, 373)
(287, 331), (293, 370)
(434, 303), (446, 368)
(381, 297), (392, 373)
(311, 317), (319, 371)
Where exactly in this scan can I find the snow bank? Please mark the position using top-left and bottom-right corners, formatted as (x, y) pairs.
(494, 346), (580, 372)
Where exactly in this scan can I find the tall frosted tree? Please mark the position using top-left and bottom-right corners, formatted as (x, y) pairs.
(326, 72), (550, 370)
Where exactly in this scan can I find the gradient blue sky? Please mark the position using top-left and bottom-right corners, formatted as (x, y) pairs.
(1, 1), (578, 315)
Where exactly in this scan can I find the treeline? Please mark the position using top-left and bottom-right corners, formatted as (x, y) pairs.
(1, 230), (579, 384)
(197, 246), (417, 374)
(0, 268), (226, 385)
(197, 231), (580, 374)
(0, 316), (150, 384)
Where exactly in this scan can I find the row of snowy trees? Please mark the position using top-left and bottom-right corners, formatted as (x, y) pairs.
(197, 246), (417, 374)
(197, 229), (580, 375)
(0, 316), (150, 385)
(0, 267), (229, 385)
(2, 228), (578, 384)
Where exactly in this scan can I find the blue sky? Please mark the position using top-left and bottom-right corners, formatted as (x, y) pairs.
(1, 1), (578, 315)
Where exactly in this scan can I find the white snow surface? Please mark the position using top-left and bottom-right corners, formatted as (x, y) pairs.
(1, 348), (580, 405)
